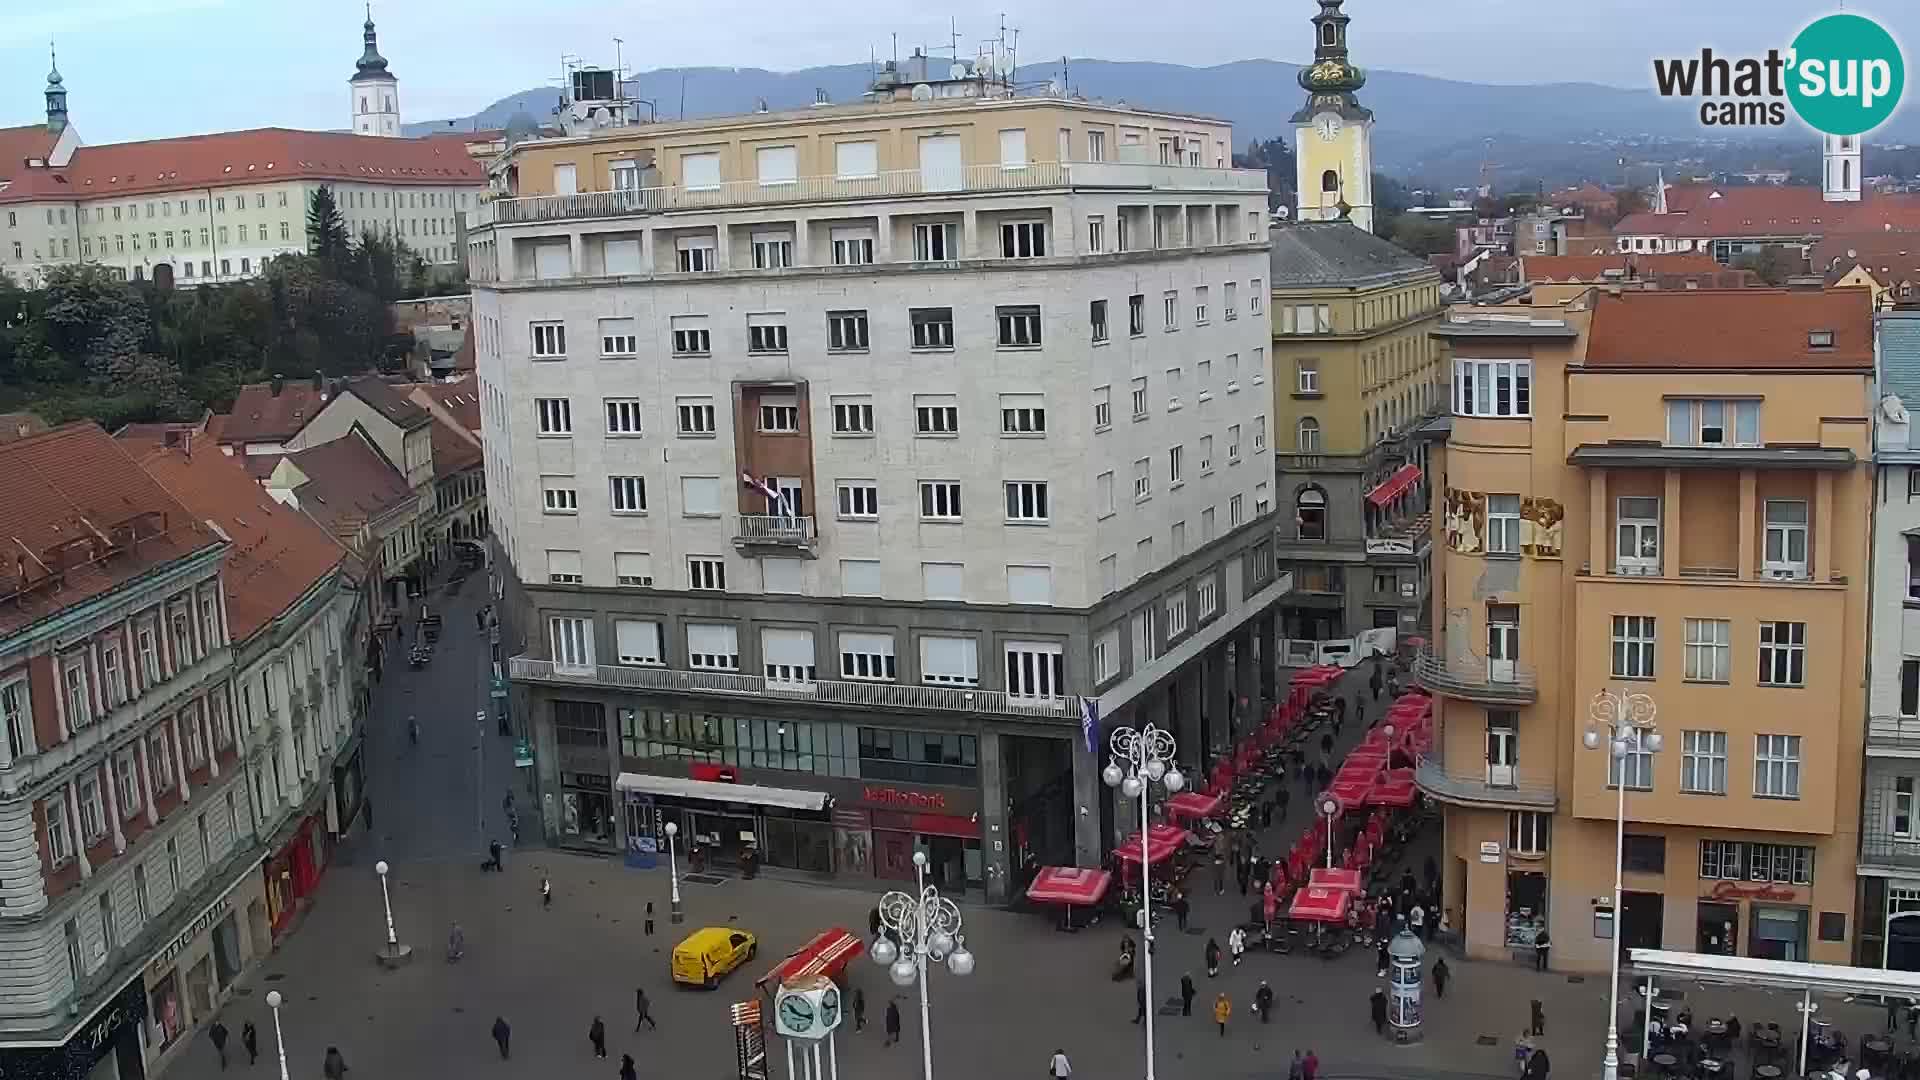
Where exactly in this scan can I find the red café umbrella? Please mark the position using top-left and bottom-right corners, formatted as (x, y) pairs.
(1326, 776), (1373, 807)
(1115, 824), (1189, 866)
(1026, 867), (1115, 906)
(1343, 748), (1389, 770)
(1309, 866), (1364, 893)
(1165, 791), (1222, 824)
(1367, 779), (1418, 807)
(1288, 886), (1352, 924)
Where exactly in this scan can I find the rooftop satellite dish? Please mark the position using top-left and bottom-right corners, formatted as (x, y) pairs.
(948, 62), (968, 80)
(910, 83), (934, 101)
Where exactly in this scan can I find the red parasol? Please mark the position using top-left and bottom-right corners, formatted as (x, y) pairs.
(1288, 886), (1353, 924)
(1026, 867), (1115, 906)
(1366, 779), (1418, 807)
(1165, 791), (1222, 823)
(1309, 866), (1364, 893)
(1115, 823), (1189, 866)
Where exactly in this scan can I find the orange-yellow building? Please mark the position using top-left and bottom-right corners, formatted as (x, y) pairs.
(1417, 288), (1874, 971)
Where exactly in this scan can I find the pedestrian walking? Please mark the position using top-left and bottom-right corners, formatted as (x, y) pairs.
(1214, 992), (1232, 1036)
(635, 987), (656, 1031)
(1303, 1049), (1320, 1080)
(1320, 732), (1334, 759)
(1133, 980), (1148, 1024)
(1290, 1050), (1305, 1080)
(1229, 927), (1247, 968)
(1533, 928), (1551, 972)
(542, 876), (553, 910)
(1205, 937), (1221, 977)
(589, 1016), (607, 1059)
(1235, 859), (1250, 896)
(884, 1001), (902, 1047)
(1375, 939), (1389, 978)
(1432, 957), (1450, 998)
(619, 1054), (638, 1080)
(853, 988), (867, 1031)
(242, 1022), (258, 1065)
(323, 1047), (349, 1080)
(1049, 1049), (1073, 1078)
(492, 1016), (512, 1059)
(1908, 999), (1917, 1041)
(645, 900), (655, 936)
(1181, 973), (1197, 1017)
(1171, 890), (1190, 932)
(1399, 869), (1416, 896)
(1314, 762), (1331, 790)
(209, 1020), (229, 1070)
(1277, 784), (1291, 820)
(1529, 998), (1546, 1037)
(1370, 986), (1389, 1036)
(1261, 800), (1275, 828)
(1255, 981), (1275, 1024)
(485, 839), (503, 872)
(1409, 903), (1426, 939)
(1212, 855), (1225, 894)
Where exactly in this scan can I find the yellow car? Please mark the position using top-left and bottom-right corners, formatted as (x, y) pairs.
(671, 926), (758, 989)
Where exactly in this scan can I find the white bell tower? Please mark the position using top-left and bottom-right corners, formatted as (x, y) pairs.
(1823, 133), (1861, 203)
(349, 6), (401, 137)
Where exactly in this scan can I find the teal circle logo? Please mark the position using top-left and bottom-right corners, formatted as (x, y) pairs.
(1787, 13), (1905, 136)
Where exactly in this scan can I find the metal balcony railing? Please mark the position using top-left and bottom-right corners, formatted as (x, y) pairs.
(1413, 750), (1557, 810)
(1860, 836), (1920, 872)
(1412, 646), (1538, 703)
(510, 656), (1083, 721)
(472, 161), (1267, 228)
(734, 515), (816, 547)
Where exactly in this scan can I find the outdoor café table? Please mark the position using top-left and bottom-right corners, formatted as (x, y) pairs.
(1753, 1064), (1783, 1080)
(1700, 1059), (1726, 1077)
(1865, 1036), (1894, 1054)
(1652, 1053), (1679, 1075)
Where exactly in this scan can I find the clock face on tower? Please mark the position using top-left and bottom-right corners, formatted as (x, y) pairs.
(778, 993), (815, 1034)
(819, 987), (841, 1029)
(1315, 113), (1343, 142)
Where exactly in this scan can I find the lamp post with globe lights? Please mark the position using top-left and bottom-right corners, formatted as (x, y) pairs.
(664, 820), (684, 924)
(1585, 686), (1661, 1080)
(1319, 794), (1341, 869)
(1101, 722), (1184, 1080)
(264, 989), (291, 1080)
(869, 850), (974, 1080)
(373, 860), (411, 966)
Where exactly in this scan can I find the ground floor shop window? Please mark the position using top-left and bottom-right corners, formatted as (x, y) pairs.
(761, 813), (833, 874)
(1506, 870), (1547, 948)
(1697, 900), (1739, 955)
(562, 788), (612, 843)
(1750, 904), (1809, 962)
(687, 810), (757, 869)
(1889, 887), (1920, 971)
(150, 969), (185, 1050)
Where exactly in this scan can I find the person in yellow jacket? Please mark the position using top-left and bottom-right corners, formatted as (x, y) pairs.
(1214, 992), (1232, 1037)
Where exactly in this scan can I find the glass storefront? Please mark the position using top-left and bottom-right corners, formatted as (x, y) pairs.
(1505, 870), (1547, 948)
(1750, 904), (1810, 962)
(761, 811), (833, 874)
(148, 970), (184, 1052)
(615, 708), (978, 787)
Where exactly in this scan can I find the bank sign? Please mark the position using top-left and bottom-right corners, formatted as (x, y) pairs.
(1651, 13), (1906, 135)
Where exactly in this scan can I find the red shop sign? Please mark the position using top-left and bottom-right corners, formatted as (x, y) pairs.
(1708, 880), (1799, 903)
(861, 785), (948, 811)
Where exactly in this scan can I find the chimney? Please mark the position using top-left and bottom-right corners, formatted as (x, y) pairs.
(270, 374), (285, 396)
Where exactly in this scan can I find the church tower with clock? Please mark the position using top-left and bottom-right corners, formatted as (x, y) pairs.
(1292, 0), (1374, 232)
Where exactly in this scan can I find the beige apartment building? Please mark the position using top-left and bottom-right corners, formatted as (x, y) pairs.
(1418, 288), (1873, 971)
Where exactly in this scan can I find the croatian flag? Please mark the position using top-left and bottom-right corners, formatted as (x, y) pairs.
(1081, 698), (1100, 755)
(740, 471), (785, 514)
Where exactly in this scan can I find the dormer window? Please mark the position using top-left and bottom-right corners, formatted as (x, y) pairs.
(1808, 329), (1835, 349)
(1666, 398), (1759, 447)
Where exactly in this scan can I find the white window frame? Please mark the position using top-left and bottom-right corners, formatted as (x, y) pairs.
(1004, 641), (1065, 701)
(675, 236), (716, 273)
(531, 321), (567, 359)
(911, 307), (955, 350)
(836, 480), (879, 520)
(1005, 481), (1050, 523)
(1000, 220), (1047, 259)
(1897, 776), (1917, 839)
(1762, 500), (1810, 579)
(541, 479), (579, 515)
(604, 398), (644, 436)
(758, 399), (800, 434)
(670, 316), (711, 356)
(1754, 733), (1802, 798)
(751, 232), (794, 269)
(828, 310), (870, 352)
(676, 398), (717, 436)
(832, 397), (875, 435)
(1486, 494), (1521, 555)
(614, 619), (665, 667)
(1606, 725), (1655, 790)
(609, 475), (648, 515)
(838, 632), (897, 682)
(686, 624), (741, 671)
(996, 305), (1042, 348)
(1508, 811), (1550, 856)
(1680, 730), (1728, 795)
(1666, 398), (1760, 447)
(0, 677), (32, 766)
(1615, 496), (1661, 574)
(1452, 359), (1533, 418)
(1611, 615), (1656, 679)
(536, 397), (572, 435)
(915, 398), (959, 436)
(912, 223), (957, 262)
(1165, 593), (1189, 638)
(1297, 358), (1319, 394)
(919, 482), (963, 521)
(1758, 621), (1806, 687)
(1000, 395), (1046, 435)
(549, 615), (594, 672)
(44, 793), (73, 866)
(1683, 618), (1731, 683)
(830, 227), (875, 266)
(1094, 386), (1112, 431)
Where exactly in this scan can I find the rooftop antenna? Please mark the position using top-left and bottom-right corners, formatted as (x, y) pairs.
(678, 71), (689, 120)
(613, 37), (625, 101)
(892, 32), (898, 66)
(950, 17), (959, 61)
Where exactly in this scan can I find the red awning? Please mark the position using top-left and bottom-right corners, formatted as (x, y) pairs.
(1367, 779), (1418, 807)
(1309, 867), (1364, 893)
(1288, 886), (1353, 924)
(756, 928), (864, 990)
(1326, 777), (1373, 807)
(1165, 791), (1222, 822)
(1366, 464), (1422, 508)
(1026, 867), (1114, 906)
(1116, 824), (1189, 866)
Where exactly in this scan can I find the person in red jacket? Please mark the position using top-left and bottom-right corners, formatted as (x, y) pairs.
(1302, 1048), (1320, 1080)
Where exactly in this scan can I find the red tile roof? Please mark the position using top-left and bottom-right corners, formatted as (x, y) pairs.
(0, 128), (482, 205)
(343, 376), (430, 430)
(1522, 253), (1723, 282)
(1812, 231), (1920, 285)
(399, 373), (482, 436)
(427, 415), (482, 479)
(0, 423), (222, 638)
(1585, 289), (1874, 370)
(281, 431), (412, 544)
(0, 124), (58, 184)
(129, 442), (350, 643)
(219, 381), (331, 446)
(1616, 186), (1920, 239)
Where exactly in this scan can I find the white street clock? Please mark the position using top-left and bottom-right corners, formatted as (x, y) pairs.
(1314, 112), (1343, 142)
(773, 975), (843, 1040)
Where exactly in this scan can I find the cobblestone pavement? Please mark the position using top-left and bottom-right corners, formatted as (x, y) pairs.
(160, 650), (1895, 1080)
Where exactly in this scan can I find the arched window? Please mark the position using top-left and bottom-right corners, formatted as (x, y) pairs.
(360, 96), (368, 114)
(1297, 416), (1322, 452)
(1843, 159), (1853, 189)
(1296, 487), (1328, 540)
(1321, 169), (1339, 193)
(1321, 23), (1337, 46)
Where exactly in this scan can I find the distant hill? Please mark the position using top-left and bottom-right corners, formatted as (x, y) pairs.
(406, 57), (1920, 183)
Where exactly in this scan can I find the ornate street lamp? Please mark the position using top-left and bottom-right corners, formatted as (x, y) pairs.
(1101, 722), (1184, 1080)
(664, 820), (684, 924)
(1585, 687), (1661, 1080)
(869, 850), (975, 1080)
(264, 989), (292, 1080)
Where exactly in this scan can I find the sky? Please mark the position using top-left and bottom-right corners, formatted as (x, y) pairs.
(0, 0), (1914, 144)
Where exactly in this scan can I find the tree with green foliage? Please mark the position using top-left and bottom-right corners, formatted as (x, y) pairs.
(1389, 216), (1457, 257)
(1733, 245), (1800, 286)
(306, 185), (351, 269)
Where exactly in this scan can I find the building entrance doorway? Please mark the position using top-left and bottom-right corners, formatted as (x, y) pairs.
(1622, 890), (1665, 951)
(1697, 901), (1739, 955)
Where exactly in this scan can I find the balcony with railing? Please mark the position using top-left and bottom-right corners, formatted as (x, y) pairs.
(510, 656), (1083, 721)
(1868, 716), (1920, 754)
(1413, 645), (1538, 704)
(472, 161), (1268, 229)
(1414, 745), (1557, 810)
(733, 515), (817, 555)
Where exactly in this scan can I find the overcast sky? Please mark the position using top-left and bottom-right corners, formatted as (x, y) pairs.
(1, 0), (1913, 144)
